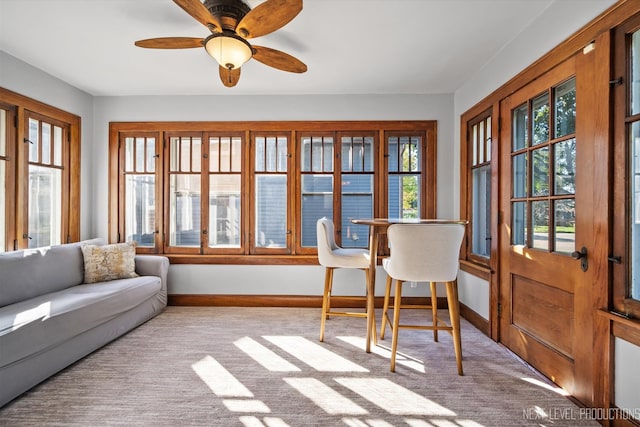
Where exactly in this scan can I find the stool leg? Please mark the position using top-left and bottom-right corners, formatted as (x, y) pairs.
(390, 278), (402, 372)
(319, 267), (333, 342)
(364, 268), (374, 352)
(446, 280), (463, 375)
(430, 281), (439, 342)
(380, 274), (392, 340)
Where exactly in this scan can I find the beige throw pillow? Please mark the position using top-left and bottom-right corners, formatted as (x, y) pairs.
(81, 242), (138, 284)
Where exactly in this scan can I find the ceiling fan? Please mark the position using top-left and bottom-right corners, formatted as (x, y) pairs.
(135, 0), (307, 87)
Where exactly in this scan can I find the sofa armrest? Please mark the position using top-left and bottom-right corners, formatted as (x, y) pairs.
(135, 255), (169, 295)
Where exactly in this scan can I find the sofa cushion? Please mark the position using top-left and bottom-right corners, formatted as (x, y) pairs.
(81, 242), (138, 284)
(0, 239), (105, 308)
(0, 275), (162, 368)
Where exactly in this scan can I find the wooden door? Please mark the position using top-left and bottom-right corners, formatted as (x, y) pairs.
(498, 54), (598, 399)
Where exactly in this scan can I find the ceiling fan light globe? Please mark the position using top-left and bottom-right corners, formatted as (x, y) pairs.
(204, 33), (252, 70)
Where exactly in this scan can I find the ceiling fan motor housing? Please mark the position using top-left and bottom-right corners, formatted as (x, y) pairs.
(203, 0), (251, 31)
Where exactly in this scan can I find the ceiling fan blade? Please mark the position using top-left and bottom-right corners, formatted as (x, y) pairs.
(236, 0), (302, 39)
(173, 0), (222, 32)
(135, 37), (204, 49)
(220, 66), (241, 87)
(252, 45), (307, 73)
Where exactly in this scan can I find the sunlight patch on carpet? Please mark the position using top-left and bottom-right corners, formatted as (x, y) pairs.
(264, 336), (368, 372)
(520, 377), (570, 396)
(284, 377), (368, 415)
(234, 336), (301, 372)
(191, 355), (253, 397)
(343, 417), (395, 426)
(337, 336), (426, 373)
(223, 399), (270, 413)
(336, 378), (456, 416)
(239, 416), (291, 427)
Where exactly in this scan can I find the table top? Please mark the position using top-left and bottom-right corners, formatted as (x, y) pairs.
(351, 218), (468, 226)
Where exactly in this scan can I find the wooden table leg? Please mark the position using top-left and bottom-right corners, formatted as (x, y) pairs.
(365, 226), (379, 352)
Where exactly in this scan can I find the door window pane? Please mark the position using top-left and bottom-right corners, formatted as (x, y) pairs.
(512, 201), (527, 246)
(554, 199), (575, 254)
(513, 104), (528, 151)
(554, 138), (576, 195)
(532, 94), (549, 145)
(532, 200), (549, 251)
(125, 175), (155, 246)
(555, 78), (576, 138)
(512, 153), (527, 198)
(532, 146), (549, 196)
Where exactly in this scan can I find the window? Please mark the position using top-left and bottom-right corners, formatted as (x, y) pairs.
(297, 132), (377, 253)
(0, 89), (80, 251)
(469, 114), (492, 260)
(509, 78), (576, 255)
(121, 133), (159, 250)
(109, 121), (436, 263)
(460, 109), (494, 271)
(252, 132), (291, 254)
(613, 15), (640, 318)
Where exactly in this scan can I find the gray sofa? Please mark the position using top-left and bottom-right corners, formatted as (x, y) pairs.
(0, 239), (169, 407)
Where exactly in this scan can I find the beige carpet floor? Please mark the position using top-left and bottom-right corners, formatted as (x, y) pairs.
(0, 306), (597, 426)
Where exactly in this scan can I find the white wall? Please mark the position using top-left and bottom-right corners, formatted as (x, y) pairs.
(615, 338), (640, 414)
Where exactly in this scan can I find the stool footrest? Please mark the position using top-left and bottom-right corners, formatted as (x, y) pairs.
(325, 311), (368, 318)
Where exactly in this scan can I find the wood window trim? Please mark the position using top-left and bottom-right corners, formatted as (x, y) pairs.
(613, 12), (640, 321)
(0, 87), (81, 248)
(109, 120), (437, 264)
(460, 106), (498, 276)
(0, 102), (17, 251)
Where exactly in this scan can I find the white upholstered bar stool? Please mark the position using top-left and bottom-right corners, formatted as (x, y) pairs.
(380, 222), (466, 374)
(317, 218), (372, 345)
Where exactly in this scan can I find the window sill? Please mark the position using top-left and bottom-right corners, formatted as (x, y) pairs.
(459, 259), (492, 281)
(166, 254), (320, 266)
(597, 310), (640, 347)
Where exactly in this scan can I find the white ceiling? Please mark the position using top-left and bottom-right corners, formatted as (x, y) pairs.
(1, 0), (566, 97)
